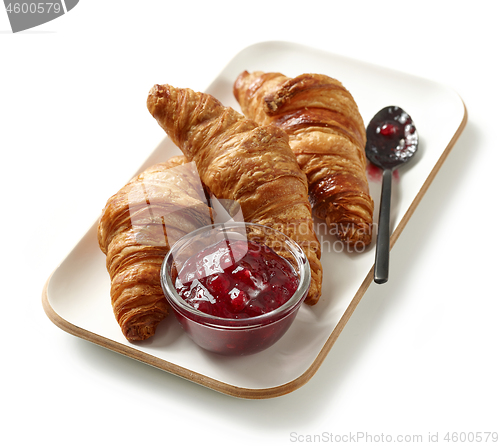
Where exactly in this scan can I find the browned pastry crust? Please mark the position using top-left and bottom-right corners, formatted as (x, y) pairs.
(233, 71), (374, 247)
(97, 156), (212, 341)
(147, 85), (323, 305)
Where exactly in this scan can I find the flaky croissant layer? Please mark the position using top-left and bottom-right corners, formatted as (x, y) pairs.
(98, 156), (212, 340)
(233, 71), (374, 247)
(147, 84), (323, 305)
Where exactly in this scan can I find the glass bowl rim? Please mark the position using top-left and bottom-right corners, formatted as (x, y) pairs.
(160, 222), (311, 329)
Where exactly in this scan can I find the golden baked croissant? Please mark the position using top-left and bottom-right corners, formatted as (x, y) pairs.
(147, 84), (323, 305)
(98, 156), (212, 341)
(233, 71), (374, 247)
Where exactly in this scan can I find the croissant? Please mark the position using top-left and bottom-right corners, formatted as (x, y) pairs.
(233, 71), (374, 247)
(97, 155), (212, 341)
(147, 84), (323, 305)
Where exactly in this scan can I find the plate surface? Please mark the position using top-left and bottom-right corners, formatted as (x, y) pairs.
(42, 41), (467, 399)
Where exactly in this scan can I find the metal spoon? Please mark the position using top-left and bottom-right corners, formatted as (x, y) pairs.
(365, 106), (418, 284)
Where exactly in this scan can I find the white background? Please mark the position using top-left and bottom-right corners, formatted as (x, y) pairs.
(1, 1), (499, 445)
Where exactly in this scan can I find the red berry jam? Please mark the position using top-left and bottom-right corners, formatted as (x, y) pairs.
(379, 123), (398, 136)
(365, 106), (418, 169)
(174, 239), (299, 319)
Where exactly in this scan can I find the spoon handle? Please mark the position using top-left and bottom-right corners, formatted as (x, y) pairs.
(374, 168), (393, 284)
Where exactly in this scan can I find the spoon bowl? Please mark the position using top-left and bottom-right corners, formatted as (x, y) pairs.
(365, 106), (419, 284)
(366, 106), (418, 169)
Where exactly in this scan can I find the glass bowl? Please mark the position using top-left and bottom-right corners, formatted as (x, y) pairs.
(160, 222), (311, 356)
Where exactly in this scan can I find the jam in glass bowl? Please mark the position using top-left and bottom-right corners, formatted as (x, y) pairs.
(160, 222), (311, 356)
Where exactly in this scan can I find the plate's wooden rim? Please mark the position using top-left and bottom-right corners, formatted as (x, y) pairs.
(41, 94), (468, 400)
(41, 267), (373, 399)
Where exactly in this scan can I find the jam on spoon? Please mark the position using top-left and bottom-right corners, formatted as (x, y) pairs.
(365, 106), (419, 284)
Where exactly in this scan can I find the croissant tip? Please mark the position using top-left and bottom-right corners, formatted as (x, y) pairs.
(123, 323), (157, 341)
(233, 71), (250, 100)
(334, 224), (373, 248)
(236, 70), (250, 81)
(147, 84), (169, 116)
(148, 84), (168, 99)
(304, 292), (321, 306)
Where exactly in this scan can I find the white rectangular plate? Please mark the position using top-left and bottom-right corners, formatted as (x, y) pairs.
(43, 41), (467, 399)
